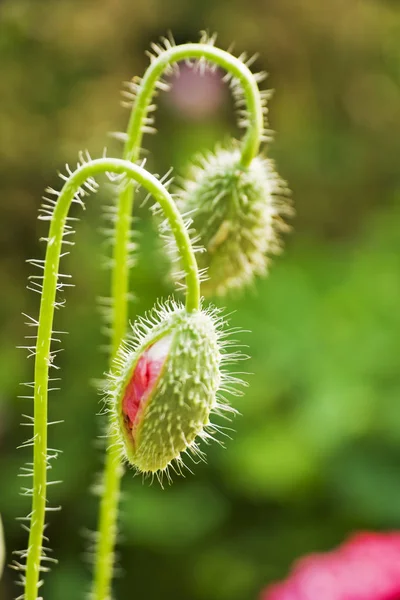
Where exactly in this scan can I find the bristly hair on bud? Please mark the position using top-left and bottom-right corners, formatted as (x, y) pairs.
(105, 299), (246, 479)
(173, 144), (293, 297)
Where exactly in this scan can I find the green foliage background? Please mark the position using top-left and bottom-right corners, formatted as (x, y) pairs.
(1, 1), (400, 598)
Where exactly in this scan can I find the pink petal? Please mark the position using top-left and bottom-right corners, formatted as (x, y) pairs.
(122, 335), (172, 430)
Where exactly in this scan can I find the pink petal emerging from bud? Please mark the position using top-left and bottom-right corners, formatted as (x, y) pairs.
(261, 532), (400, 600)
(122, 335), (172, 432)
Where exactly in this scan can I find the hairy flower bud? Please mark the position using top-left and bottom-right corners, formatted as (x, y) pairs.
(107, 300), (241, 476)
(175, 145), (292, 296)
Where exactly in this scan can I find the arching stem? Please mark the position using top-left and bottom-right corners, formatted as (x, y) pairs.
(125, 43), (264, 167)
(112, 42), (263, 350)
(94, 41), (264, 600)
(24, 158), (199, 600)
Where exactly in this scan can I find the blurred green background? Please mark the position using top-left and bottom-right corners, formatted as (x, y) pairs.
(1, 0), (400, 598)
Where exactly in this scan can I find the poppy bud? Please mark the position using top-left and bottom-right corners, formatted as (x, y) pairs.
(108, 301), (239, 475)
(175, 145), (292, 296)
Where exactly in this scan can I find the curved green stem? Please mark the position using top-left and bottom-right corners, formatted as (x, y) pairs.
(24, 158), (199, 600)
(92, 42), (264, 600)
(111, 43), (262, 354)
(125, 42), (264, 167)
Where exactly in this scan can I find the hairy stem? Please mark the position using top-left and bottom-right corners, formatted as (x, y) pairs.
(93, 42), (264, 600)
(24, 158), (199, 600)
(126, 42), (264, 166)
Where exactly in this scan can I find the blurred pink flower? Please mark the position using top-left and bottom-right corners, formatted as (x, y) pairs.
(261, 532), (400, 600)
(167, 64), (226, 119)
